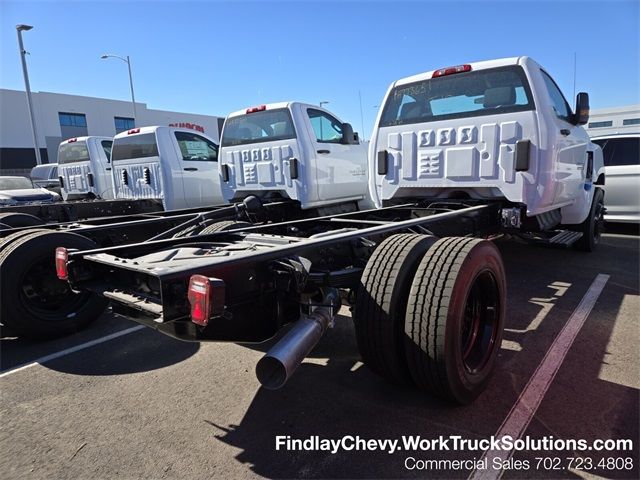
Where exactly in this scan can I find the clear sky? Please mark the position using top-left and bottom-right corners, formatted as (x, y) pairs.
(1, 0), (638, 139)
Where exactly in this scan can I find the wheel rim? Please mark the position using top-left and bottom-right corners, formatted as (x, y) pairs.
(460, 270), (500, 373)
(19, 256), (92, 322)
(593, 197), (605, 245)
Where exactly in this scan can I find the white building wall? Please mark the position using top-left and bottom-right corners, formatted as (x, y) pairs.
(585, 104), (640, 137)
(0, 88), (222, 170)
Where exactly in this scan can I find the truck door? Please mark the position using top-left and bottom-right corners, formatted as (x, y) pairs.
(540, 70), (588, 204)
(172, 131), (223, 207)
(303, 107), (368, 204)
(97, 139), (114, 199)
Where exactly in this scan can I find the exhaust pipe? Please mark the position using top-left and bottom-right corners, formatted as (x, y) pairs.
(256, 290), (338, 389)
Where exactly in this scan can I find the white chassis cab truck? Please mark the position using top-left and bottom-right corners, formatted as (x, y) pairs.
(43, 57), (604, 404)
(219, 102), (372, 214)
(58, 136), (115, 201)
(371, 56), (605, 251)
(112, 126), (226, 211)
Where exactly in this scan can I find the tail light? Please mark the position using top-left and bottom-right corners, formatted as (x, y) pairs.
(55, 247), (69, 280)
(58, 176), (65, 189)
(187, 275), (225, 326)
(127, 128), (140, 134)
(246, 105), (266, 114)
(432, 64), (472, 78)
(87, 172), (94, 187)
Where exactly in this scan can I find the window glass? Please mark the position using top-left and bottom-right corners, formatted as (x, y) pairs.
(307, 109), (343, 143)
(540, 71), (571, 121)
(380, 66), (534, 127)
(0, 177), (33, 190)
(221, 108), (296, 147)
(101, 140), (113, 162)
(111, 133), (159, 161)
(58, 112), (87, 127)
(114, 117), (135, 133)
(623, 118), (640, 126)
(174, 132), (218, 162)
(58, 141), (91, 164)
(588, 121), (613, 128)
(592, 137), (640, 167)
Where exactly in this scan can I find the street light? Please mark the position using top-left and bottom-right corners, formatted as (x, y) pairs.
(16, 24), (42, 165)
(100, 53), (138, 123)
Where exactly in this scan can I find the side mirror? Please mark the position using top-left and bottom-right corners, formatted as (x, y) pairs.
(340, 123), (359, 145)
(573, 92), (590, 125)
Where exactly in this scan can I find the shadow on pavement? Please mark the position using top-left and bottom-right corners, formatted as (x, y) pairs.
(203, 237), (639, 479)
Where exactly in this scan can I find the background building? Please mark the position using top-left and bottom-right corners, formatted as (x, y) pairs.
(584, 104), (640, 137)
(0, 88), (224, 174)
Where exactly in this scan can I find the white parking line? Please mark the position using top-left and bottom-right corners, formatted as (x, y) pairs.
(469, 273), (609, 480)
(0, 325), (145, 378)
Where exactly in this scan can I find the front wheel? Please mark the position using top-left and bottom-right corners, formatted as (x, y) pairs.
(404, 237), (506, 404)
(573, 188), (605, 252)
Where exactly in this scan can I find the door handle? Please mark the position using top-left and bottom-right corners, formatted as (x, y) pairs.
(317, 149), (331, 154)
(183, 167), (198, 171)
(560, 129), (571, 136)
(105, 167), (111, 171)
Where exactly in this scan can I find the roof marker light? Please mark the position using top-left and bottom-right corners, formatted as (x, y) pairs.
(127, 128), (140, 134)
(246, 105), (267, 114)
(432, 64), (472, 78)
(67, 138), (77, 143)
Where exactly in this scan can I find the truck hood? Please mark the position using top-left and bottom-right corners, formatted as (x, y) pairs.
(0, 188), (60, 204)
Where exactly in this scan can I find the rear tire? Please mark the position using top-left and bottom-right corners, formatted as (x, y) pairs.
(354, 233), (437, 384)
(199, 221), (253, 234)
(0, 212), (44, 228)
(0, 231), (109, 338)
(573, 188), (605, 252)
(404, 237), (506, 404)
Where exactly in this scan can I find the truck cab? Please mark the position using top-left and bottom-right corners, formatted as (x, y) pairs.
(370, 56), (604, 229)
(219, 102), (371, 211)
(58, 136), (114, 200)
(111, 126), (225, 211)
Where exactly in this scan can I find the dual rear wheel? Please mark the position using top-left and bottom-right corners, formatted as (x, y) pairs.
(354, 234), (506, 404)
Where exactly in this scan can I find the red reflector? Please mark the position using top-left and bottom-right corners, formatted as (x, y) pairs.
(67, 138), (77, 143)
(188, 275), (212, 326)
(55, 247), (69, 280)
(432, 64), (472, 78)
(127, 128), (140, 134)
(246, 105), (267, 114)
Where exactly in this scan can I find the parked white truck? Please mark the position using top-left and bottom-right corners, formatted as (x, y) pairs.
(219, 102), (371, 213)
(112, 126), (226, 210)
(371, 56), (605, 250)
(58, 136), (114, 200)
(11, 56), (606, 404)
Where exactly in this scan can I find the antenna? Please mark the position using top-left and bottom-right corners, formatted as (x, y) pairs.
(359, 90), (365, 141)
(573, 52), (577, 99)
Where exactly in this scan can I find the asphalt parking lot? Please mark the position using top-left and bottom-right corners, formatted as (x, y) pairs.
(1, 227), (638, 480)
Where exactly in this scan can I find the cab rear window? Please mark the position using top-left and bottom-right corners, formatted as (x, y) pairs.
(221, 109), (296, 147)
(380, 66), (534, 127)
(58, 142), (90, 164)
(111, 133), (159, 161)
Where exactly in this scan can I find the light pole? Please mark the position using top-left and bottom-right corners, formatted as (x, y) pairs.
(16, 24), (42, 165)
(101, 54), (137, 123)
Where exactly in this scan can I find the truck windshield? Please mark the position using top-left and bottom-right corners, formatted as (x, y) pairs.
(0, 177), (33, 190)
(221, 108), (296, 147)
(379, 66), (534, 127)
(58, 142), (90, 164)
(111, 133), (159, 161)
